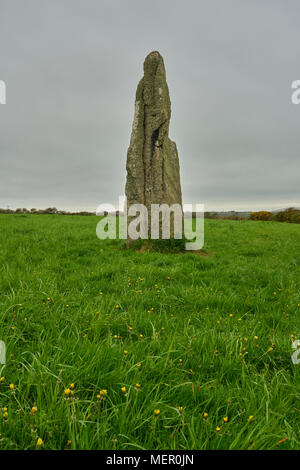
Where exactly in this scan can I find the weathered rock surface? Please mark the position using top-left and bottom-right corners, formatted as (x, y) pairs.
(125, 51), (183, 241)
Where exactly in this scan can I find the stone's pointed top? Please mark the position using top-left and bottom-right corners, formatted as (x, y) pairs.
(145, 50), (162, 60)
(143, 51), (165, 74)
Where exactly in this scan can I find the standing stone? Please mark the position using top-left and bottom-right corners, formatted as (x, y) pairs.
(125, 51), (183, 244)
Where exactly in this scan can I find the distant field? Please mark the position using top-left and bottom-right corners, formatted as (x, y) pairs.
(0, 214), (299, 450)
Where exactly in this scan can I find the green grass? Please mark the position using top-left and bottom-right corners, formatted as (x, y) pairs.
(0, 214), (299, 450)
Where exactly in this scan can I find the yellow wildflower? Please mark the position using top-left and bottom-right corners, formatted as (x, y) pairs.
(36, 437), (43, 447)
(31, 406), (38, 415)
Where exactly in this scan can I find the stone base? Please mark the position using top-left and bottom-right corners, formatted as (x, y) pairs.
(126, 238), (186, 253)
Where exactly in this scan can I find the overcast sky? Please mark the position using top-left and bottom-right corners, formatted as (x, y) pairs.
(0, 0), (299, 212)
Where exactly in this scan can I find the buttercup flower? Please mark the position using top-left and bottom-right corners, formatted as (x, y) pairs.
(36, 437), (43, 447)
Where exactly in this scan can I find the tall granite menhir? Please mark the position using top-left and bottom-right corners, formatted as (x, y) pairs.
(125, 51), (183, 243)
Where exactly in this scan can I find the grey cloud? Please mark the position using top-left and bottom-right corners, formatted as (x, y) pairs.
(0, 0), (299, 211)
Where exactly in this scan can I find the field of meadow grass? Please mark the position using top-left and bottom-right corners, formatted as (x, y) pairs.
(0, 213), (299, 450)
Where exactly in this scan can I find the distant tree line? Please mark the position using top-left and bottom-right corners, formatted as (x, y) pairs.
(204, 212), (246, 221)
(0, 207), (95, 216)
(0, 207), (299, 224)
(205, 207), (300, 224)
(250, 208), (300, 224)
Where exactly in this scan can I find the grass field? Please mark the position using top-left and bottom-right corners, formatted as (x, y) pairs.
(0, 213), (299, 450)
